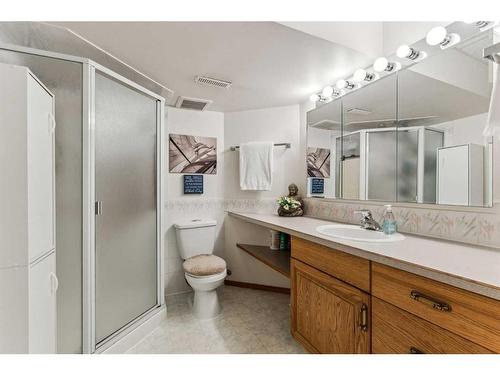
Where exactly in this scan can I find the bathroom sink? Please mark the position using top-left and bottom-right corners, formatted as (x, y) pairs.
(316, 224), (405, 243)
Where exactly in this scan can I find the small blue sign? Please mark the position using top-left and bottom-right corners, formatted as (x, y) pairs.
(311, 178), (324, 194)
(183, 175), (204, 194)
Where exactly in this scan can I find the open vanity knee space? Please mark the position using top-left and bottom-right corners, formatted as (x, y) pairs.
(229, 212), (500, 354)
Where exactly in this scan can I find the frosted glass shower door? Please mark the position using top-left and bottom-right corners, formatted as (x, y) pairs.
(366, 131), (397, 201)
(94, 72), (159, 344)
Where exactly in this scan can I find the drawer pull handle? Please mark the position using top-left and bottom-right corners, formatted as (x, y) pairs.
(410, 346), (424, 354)
(359, 303), (368, 332)
(410, 290), (451, 312)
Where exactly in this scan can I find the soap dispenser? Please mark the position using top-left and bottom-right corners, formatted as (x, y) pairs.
(381, 204), (397, 235)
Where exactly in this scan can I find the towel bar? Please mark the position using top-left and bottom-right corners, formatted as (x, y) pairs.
(230, 142), (291, 151)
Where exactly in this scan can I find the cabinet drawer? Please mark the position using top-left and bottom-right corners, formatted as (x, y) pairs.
(372, 298), (492, 354)
(372, 263), (500, 352)
(291, 237), (370, 292)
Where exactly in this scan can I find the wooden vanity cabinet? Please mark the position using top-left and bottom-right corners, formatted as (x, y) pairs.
(289, 236), (500, 354)
(291, 259), (370, 353)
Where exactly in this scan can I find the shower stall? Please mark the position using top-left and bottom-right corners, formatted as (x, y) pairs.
(0, 23), (166, 354)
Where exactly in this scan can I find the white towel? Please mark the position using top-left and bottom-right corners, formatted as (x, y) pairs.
(483, 63), (500, 139)
(239, 141), (273, 191)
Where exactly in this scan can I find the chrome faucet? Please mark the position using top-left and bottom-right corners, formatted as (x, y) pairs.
(354, 210), (381, 231)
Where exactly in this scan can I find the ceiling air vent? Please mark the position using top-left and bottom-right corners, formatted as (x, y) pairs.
(195, 75), (232, 89)
(175, 96), (213, 111)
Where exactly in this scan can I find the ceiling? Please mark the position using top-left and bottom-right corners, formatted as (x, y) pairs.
(50, 22), (374, 112)
(278, 22), (384, 58)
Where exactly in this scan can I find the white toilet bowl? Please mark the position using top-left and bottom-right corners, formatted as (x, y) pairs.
(185, 269), (227, 319)
(174, 219), (226, 320)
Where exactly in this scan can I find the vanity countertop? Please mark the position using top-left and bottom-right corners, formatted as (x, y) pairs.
(228, 211), (500, 300)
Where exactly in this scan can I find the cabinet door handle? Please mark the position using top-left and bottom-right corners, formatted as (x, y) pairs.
(410, 290), (451, 312)
(410, 346), (424, 354)
(95, 201), (103, 216)
(48, 113), (56, 133)
(359, 303), (368, 332)
(49, 272), (59, 296)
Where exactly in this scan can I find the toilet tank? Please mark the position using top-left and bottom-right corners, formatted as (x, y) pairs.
(174, 219), (217, 259)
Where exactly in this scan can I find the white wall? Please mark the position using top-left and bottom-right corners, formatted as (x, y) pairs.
(224, 105), (303, 199)
(223, 105), (303, 288)
(165, 107), (225, 296)
(279, 22), (384, 58)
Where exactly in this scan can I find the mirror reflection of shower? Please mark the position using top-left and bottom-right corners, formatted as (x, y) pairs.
(306, 25), (496, 208)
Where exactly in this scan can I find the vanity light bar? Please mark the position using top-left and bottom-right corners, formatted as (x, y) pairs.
(310, 22), (489, 105)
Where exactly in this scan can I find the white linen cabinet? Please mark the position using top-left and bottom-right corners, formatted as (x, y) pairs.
(437, 144), (484, 206)
(0, 63), (57, 353)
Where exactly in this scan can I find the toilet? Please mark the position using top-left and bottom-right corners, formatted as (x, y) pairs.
(174, 219), (226, 319)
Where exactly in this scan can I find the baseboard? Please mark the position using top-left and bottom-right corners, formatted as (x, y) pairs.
(224, 279), (290, 294)
(97, 305), (166, 354)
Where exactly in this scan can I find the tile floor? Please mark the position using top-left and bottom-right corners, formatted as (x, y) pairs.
(127, 286), (307, 354)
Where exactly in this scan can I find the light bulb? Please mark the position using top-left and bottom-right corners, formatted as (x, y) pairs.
(373, 57), (400, 73)
(426, 26), (460, 48)
(426, 26), (448, 46)
(396, 45), (411, 58)
(373, 57), (389, 72)
(397, 44), (422, 60)
(335, 80), (346, 89)
(309, 93), (320, 102)
(322, 86), (334, 98)
(353, 69), (374, 83)
(336, 79), (354, 90)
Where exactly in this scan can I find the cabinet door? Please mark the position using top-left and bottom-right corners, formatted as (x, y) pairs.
(27, 74), (55, 262)
(437, 146), (469, 205)
(29, 251), (57, 353)
(291, 259), (370, 353)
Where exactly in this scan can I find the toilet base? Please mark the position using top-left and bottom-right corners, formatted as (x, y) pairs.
(192, 289), (221, 319)
(185, 270), (226, 320)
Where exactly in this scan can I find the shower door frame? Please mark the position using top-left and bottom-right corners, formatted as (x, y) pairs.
(83, 61), (165, 354)
(0, 43), (166, 354)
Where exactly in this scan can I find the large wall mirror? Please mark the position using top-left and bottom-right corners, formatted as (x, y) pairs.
(306, 25), (495, 208)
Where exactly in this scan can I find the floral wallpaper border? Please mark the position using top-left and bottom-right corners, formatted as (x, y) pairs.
(303, 198), (500, 249)
(165, 198), (500, 249)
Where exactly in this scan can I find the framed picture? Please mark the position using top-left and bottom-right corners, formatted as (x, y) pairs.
(310, 177), (325, 194)
(183, 175), (204, 194)
(169, 133), (217, 174)
(307, 147), (331, 178)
